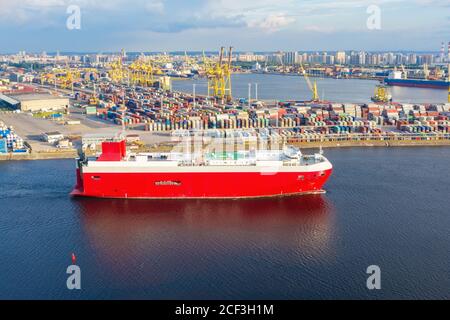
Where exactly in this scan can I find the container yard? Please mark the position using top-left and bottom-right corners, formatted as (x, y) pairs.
(0, 120), (28, 154)
(1, 46), (450, 161)
(84, 81), (450, 144)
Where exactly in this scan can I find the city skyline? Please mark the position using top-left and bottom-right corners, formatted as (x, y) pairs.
(1, 0), (449, 52)
(2, 49), (448, 55)
(6, 49), (449, 66)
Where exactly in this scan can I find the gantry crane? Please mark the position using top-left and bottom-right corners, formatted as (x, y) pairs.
(157, 53), (172, 64)
(40, 72), (56, 86)
(58, 67), (81, 90)
(40, 65), (81, 90)
(128, 59), (156, 87)
(109, 55), (127, 83)
(108, 49), (128, 83)
(108, 50), (161, 87)
(203, 46), (233, 101)
(299, 62), (319, 101)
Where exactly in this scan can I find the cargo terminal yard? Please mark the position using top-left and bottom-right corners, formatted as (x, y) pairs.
(1, 48), (450, 160)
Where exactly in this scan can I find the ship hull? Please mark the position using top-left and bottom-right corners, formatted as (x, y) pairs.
(385, 79), (450, 89)
(71, 168), (333, 199)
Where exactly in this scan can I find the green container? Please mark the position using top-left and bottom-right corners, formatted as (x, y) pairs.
(85, 106), (97, 115)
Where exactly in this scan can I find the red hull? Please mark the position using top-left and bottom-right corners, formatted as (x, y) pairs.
(71, 169), (333, 199)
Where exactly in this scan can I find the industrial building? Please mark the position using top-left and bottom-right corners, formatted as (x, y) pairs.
(0, 93), (20, 109)
(0, 93), (69, 112)
(82, 133), (118, 147)
(42, 131), (64, 144)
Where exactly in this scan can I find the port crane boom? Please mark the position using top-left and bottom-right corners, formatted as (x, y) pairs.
(299, 62), (319, 101)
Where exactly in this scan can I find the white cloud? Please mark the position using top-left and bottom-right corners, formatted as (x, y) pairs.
(248, 14), (295, 32)
(0, 0), (69, 24)
(0, 0), (446, 37)
(0, 0), (167, 24)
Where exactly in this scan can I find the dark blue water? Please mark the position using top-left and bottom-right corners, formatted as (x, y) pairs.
(172, 73), (449, 104)
(1, 147), (450, 299)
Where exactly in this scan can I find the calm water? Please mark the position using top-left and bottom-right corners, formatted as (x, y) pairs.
(172, 73), (449, 104)
(1, 147), (449, 299)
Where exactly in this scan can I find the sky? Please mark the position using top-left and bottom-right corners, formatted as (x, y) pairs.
(1, 0), (449, 53)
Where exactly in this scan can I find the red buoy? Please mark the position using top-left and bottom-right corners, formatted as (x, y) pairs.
(71, 253), (76, 265)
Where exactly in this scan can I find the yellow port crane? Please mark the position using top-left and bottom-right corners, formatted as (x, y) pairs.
(108, 49), (129, 83)
(109, 56), (126, 83)
(299, 62), (319, 101)
(108, 51), (163, 87)
(127, 58), (156, 87)
(89, 83), (99, 106)
(40, 72), (55, 85)
(152, 52), (172, 65)
(146, 56), (165, 76)
(59, 67), (81, 90)
(203, 46), (233, 101)
(43, 65), (81, 90)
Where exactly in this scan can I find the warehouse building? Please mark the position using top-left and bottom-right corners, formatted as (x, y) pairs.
(0, 93), (69, 112)
(82, 133), (119, 149)
(0, 93), (20, 109)
(42, 131), (64, 144)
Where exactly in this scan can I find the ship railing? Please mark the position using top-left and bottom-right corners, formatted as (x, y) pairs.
(178, 160), (258, 167)
(301, 155), (325, 166)
(282, 155), (324, 167)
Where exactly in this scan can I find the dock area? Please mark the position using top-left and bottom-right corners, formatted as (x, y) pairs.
(2, 93), (450, 161)
(1, 51), (449, 161)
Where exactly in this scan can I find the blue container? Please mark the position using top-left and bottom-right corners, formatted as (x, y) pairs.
(0, 139), (7, 153)
(0, 129), (11, 138)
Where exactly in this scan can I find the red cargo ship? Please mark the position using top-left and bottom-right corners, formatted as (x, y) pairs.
(71, 139), (332, 199)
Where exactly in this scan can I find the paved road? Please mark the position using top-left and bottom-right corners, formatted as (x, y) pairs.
(0, 110), (170, 151)
(2, 83), (173, 150)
